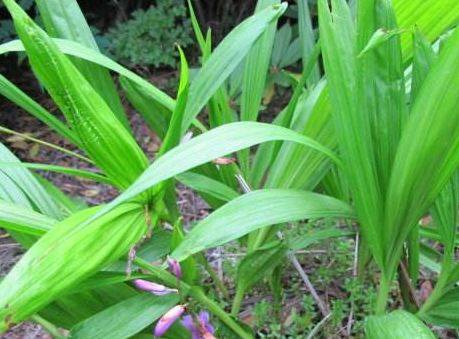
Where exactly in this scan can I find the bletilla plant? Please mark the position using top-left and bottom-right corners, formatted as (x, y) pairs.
(0, 0), (459, 338)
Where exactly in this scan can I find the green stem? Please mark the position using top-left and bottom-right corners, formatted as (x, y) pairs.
(133, 257), (252, 339)
(190, 287), (253, 339)
(375, 276), (391, 315)
(231, 287), (245, 318)
(30, 315), (65, 338)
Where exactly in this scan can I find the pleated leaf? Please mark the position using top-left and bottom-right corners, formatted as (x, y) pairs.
(0, 203), (146, 331)
(69, 294), (179, 339)
(171, 189), (355, 262)
(3, 0), (149, 191)
(394, 0), (459, 60)
(35, 0), (129, 130)
(384, 22), (459, 274)
(365, 311), (437, 339)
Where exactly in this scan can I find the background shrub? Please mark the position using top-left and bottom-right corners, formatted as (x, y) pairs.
(105, 0), (193, 69)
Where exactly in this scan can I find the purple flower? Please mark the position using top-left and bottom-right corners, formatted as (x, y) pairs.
(166, 255), (182, 280)
(181, 311), (215, 339)
(154, 304), (186, 337)
(133, 279), (178, 296)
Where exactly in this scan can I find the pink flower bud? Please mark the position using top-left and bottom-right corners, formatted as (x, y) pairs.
(212, 157), (236, 165)
(133, 279), (178, 296)
(166, 255), (182, 280)
(154, 304), (186, 337)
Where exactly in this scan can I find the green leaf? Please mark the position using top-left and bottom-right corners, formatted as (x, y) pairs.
(298, 0), (320, 85)
(265, 82), (335, 190)
(365, 310), (437, 339)
(182, 3), (288, 131)
(420, 288), (459, 329)
(236, 240), (287, 293)
(238, 0), (280, 174)
(0, 162), (113, 185)
(0, 199), (55, 236)
(394, 0), (459, 60)
(119, 77), (170, 139)
(171, 189), (355, 262)
(319, 0), (386, 270)
(69, 294), (179, 339)
(358, 28), (406, 57)
(240, 0), (280, 123)
(384, 21), (459, 275)
(35, 0), (130, 130)
(289, 228), (354, 251)
(90, 122), (340, 221)
(2, 0), (149, 191)
(0, 142), (62, 220)
(176, 172), (240, 203)
(0, 73), (80, 146)
(0, 203), (146, 331)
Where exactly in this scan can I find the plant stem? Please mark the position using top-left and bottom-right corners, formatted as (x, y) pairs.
(231, 287), (245, 318)
(375, 276), (391, 315)
(133, 257), (252, 339)
(30, 315), (65, 338)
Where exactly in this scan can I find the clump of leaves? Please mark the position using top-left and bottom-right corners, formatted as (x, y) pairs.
(105, 0), (193, 69)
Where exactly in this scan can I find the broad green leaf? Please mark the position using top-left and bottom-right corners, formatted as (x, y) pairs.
(384, 22), (459, 276)
(171, 189), (355, 262)
(69, 294), (179, 339)
(365, 310), (437, 339)
(0, 73), (80, 146)
(0, 142), (62, 220)
(265, 82), (335, 190)
(239, 0), (280, 174)
(0, 39), (210, 132)
(393, 0), (459, 60)
(319, 0), (385, 270)
(90, 122), (340, 221)
(73, 272), (148, 293)
(0, 203), (146, 331)
(35, 0), (130, 130)
(0, 40), (174, 113)
(182, 3), (288, 131)
(420, 288), (459, 329)
(3, 0), (149, 191)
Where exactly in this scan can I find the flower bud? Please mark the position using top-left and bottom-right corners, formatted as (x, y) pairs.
(154, 304), (186, 337)
(133, 279), (178, 296)
(166, 255), (182, 280)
